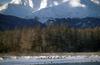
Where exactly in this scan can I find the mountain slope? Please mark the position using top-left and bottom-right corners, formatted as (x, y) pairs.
(0, 14), (44, 30)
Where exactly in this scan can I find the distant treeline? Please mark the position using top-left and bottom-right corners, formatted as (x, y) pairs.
(0, 24), (100, 53)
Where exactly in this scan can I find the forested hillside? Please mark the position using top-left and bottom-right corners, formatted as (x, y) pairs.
(0, 24), (100, 53)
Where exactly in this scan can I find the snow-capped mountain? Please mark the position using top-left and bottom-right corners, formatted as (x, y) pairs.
(30, 0), (100, 18)
(0, 0), (34, 17)
(0, 0), (100, 19)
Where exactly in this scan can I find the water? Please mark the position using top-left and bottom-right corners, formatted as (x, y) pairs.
(0, 62), (100, 65)
(0, 55), (100, 65)
(41, 63), (100, 65)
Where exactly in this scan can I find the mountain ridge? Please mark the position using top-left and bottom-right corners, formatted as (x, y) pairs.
(0, 13), (44, 31)
(0, 14), (100, 31)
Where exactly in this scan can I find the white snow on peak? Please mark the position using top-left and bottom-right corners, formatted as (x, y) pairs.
(29, 0), (34, 8)
(39, 0), (69, 10)
(10, 0), (33, 8)
(91, 0), (100, 5)
(10, 0), (21, 4)
(0, 4), (8, 11)
(69, 0), (86, 7)
(39, 0), (47, 10)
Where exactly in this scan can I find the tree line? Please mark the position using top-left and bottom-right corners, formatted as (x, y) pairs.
(0, 24), (100, 53)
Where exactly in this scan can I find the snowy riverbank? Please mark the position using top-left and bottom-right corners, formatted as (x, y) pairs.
(0, 55), (100, 64)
